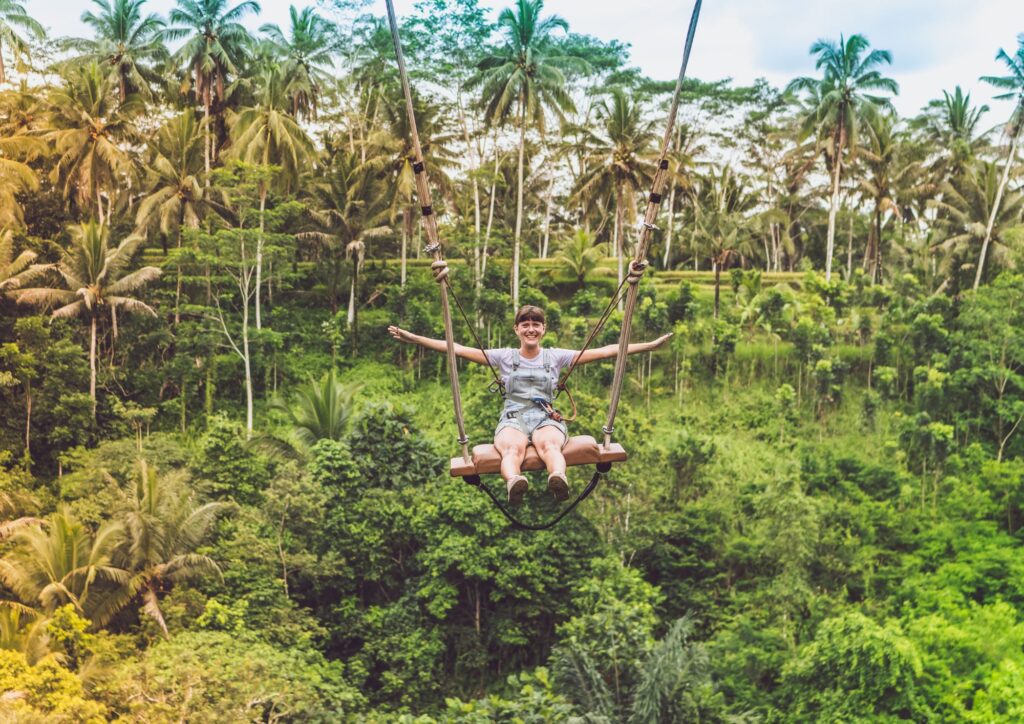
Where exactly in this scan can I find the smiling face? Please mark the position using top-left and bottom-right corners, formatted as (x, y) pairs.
(514, 318), (546, 351)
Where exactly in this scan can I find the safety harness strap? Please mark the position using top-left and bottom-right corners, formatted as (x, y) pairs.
(463, 465), (611, 531)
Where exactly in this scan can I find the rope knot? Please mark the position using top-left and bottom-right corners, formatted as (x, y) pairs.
(626, 260), (648, 285)
(430, 259), (449, 284)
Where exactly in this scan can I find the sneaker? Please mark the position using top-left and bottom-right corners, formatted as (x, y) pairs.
(506, 475), (528, 505)
(548, 472), (569, 502)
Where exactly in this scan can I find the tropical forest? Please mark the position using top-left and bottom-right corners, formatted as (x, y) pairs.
(1, 0), (1024, 719)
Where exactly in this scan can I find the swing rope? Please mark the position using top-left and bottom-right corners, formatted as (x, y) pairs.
(603, 0), (703, 448)
(384, 0), (470, 461)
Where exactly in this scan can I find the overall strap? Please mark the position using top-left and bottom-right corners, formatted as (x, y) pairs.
(541, 348), (552, 374)
(512, 350), (521, 371)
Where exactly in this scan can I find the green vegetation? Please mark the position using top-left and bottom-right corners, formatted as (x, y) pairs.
(0, 0), (1022, 719)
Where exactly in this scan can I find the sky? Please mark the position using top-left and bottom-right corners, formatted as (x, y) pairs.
(30, 0), (1024, 124)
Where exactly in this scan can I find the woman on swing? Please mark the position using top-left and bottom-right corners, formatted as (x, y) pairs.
(388, 305), (670, 505)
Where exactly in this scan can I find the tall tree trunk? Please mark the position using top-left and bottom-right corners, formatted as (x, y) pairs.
(242, 298), (253, 438)
(203, 83), (211, 188)
(348, 260), (360, 355)
(713, 258), (721, 320)
(975, 130), (1020, 290)
(23, 380), (31, 459)
(255, 185), (266, 329)
(456, 88), (483, 289)
(174, 220), (184, 325)
(663, 173), (676, 269)
(875, 211), (884, 282)
(825, 122), (845, 282)
(401, 206), (410, 289)
(846, 214), (854, 280)
(615, 187), (624, 311)
(869, 201), (882, 283)
(482, 140), (500, 287)
(513, 98), (526, 310)
(541, 172), (555, 259)
(89, 315), (97, 417)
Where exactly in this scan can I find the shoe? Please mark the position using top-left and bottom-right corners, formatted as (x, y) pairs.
(506, 475), (528, 505)
(548, 472), (569, 502)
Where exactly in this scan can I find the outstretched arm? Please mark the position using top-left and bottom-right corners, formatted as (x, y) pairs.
(570, 333), (672, 367)
(388, 325), (488, 365)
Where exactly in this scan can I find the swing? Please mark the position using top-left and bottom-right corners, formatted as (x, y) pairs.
(450, 435), (628, 477)
(383, 0), (704, 528)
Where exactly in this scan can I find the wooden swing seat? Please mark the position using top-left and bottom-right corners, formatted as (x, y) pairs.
(450, 435), (628, 477)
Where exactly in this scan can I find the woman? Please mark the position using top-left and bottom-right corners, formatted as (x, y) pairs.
(388, 305), (670, 504)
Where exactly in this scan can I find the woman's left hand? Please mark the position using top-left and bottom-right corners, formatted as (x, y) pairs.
(650, 333), (673, 349)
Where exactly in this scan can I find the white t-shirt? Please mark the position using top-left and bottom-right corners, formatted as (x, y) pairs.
(484, 347), (577, 389)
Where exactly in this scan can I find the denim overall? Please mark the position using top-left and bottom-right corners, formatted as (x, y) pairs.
(495, 348), (568, 444)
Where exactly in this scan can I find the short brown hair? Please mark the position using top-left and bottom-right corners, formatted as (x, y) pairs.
(514, 305), (545, 325)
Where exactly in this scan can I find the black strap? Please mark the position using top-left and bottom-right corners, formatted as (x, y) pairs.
(413, 161), (424, 174)
(556, 274), (632, 396)
(421, 205), (433, 216)
(464, 466), (609, 531)
(443, 277), (506, 397)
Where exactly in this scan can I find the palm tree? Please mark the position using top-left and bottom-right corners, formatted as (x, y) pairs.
(46, 61), (139, 223)
(470, 0), (577, 308)
(98, 461), (225, 637)
(0, 607), (49, 664)
(0, 133), (42, 229)
(0, 489), (42, 543)
(787, 34), (898, 281)
(364, 92), (456, 289)
(976, 33), (1024, 290)
(859, 112), (917, 282)
(0, 228), (38, 293)
(228, 64), (315, 329)
(661, 125), (698, 270)
(0, 509), (127, 623)
(299, 147), (389, 326)
(136, 109), (216, 323)
(69, 0), (168, 103)
(16, 221), (161, 415)
(573, 87), (656, 299)
(0, 0), (44, 85)
(917, 86), (988, 185)
(345, 15), (398, 160)
(259, 5), (334, 121)
(555, 228), (603, 290)
(166, 0), (260, 179)
(0, 79), (43, 135)
(553, 614), (711, 722)
(258, 369), (359, 460)
(692, 166), (759, 320)
(932, 160), (1024, 291)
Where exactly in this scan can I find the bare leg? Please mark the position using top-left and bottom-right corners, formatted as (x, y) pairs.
(494, 427), (528, 482)
(532, 425), (567, 476)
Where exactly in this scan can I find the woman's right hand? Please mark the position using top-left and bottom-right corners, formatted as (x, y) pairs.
(388, 325), (414, 343)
